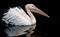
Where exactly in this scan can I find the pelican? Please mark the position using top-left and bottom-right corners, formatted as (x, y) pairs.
(2, 4), (49, 37)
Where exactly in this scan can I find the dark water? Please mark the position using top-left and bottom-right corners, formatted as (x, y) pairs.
(0, 0), (58, 37)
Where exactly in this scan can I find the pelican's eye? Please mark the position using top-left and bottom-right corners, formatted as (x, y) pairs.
(32, 5), (34, 7)
(31, 4), (34, 7)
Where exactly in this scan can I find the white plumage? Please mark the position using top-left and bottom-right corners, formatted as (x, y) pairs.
(2, 7), (32, 25)
(2, 4), (49, 37)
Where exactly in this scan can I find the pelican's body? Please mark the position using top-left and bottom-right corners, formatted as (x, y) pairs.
(2, 4), (49, 37)
(3, 7), (34, 25)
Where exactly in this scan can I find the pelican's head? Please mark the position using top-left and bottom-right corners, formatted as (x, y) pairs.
(25, 4), (49, 18)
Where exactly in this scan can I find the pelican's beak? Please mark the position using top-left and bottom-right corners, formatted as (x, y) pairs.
(31, 7), (49, 18)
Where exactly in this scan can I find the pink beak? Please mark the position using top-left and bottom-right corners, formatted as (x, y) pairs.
(31, 7), (49, 18)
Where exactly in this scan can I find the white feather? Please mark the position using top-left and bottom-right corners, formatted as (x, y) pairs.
(2, 7), (32, 25)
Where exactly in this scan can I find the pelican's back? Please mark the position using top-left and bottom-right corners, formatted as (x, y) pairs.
(2, 7), (32, 25)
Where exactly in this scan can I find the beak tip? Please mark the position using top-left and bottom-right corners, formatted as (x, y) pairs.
(47, 16), (50, 18)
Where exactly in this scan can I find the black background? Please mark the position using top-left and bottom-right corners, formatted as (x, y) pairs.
(0, 0), (58, 37)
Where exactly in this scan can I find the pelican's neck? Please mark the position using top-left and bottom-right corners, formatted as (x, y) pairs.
(25, 7), (36, 24)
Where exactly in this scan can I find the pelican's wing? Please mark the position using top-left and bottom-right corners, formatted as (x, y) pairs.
(2, 7), (32, 25)
(18, 7), (27, 16)
(17, 7), (31, 21)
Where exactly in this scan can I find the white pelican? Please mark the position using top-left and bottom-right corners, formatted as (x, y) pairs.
(2, 4), (49, 37)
